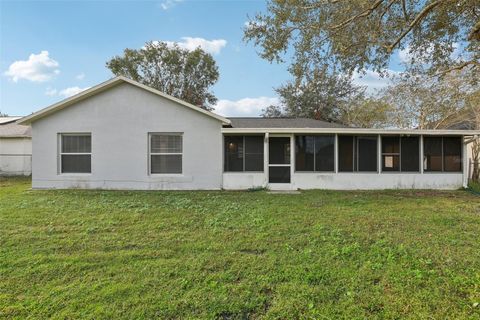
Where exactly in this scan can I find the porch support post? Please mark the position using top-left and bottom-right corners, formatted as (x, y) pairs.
(463, 136), (468, 188)
(334, 134), (339, 174)
(377, 134), (381, 174)
(420, 135), (424, 174)
(264, 132), (269, 187)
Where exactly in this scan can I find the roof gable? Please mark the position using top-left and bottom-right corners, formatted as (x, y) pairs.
(17, 77), (230, 125)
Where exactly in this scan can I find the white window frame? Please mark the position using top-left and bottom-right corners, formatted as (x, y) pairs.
(58, 133), (92, 175)
(148, 133), (183, 175)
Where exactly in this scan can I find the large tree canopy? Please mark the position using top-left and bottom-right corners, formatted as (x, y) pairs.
(261, 68), (392, 128)
(106, 41), (219, 110)
(244, 0), (480, 79)
(380, 69), (479, 129)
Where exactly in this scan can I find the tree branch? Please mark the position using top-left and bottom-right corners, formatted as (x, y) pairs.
(435, 60), (480, 76)
(330, 0), (385, 30)
(468, 20), (480, 41)
(385, 0), (445, 52)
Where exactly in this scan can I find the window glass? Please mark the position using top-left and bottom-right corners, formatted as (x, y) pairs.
(61, 154), (91, 173)
(424, 137), (443, 172)
(151, 155), (182, 174)
(150, 134), (183, 174)
(245, 136), (264, 171)
(62, 135), (91, 153)
(358, 136), (378, 172)
(443, 137), (462, 172)
(382, 137), (400, 171)
(60, 134), (91, 173)
(338, 136), (354, 172)
(151, 135), (182, 153)
(401, 137), (419, 172)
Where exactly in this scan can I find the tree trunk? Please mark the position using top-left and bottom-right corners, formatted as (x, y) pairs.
(472, 139), (480, 182)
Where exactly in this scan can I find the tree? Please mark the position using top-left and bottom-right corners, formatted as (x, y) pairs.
(380, 70), (478, 129)
(106, 41), (219, 110)
(244, 0), (479, 80)
(261, 68), (392, 127)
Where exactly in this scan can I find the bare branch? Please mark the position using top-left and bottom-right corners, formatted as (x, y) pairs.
(435, 60), (480, 76)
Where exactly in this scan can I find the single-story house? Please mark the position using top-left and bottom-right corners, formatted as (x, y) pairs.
(0, 117), (32, 176)
(18, 76), (479, 190)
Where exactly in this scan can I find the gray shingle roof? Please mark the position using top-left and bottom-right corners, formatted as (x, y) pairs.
(226, 117), (346, 129)
(0, 122), (31, 137)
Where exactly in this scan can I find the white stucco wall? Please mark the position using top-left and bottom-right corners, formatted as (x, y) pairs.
(31, 82), (223, 190)
(0, 138), (32, 176)
(222, 172), (463, 190)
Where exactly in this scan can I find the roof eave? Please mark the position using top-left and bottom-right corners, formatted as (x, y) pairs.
(221, 127), (480, 135)
(17, 76), (231, 125)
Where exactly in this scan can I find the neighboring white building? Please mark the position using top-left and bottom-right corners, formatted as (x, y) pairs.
(18, 77), (479, 190)
(0, 117), (32, 176)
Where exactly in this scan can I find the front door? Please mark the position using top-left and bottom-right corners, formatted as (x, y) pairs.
(268, 137), (291, 183)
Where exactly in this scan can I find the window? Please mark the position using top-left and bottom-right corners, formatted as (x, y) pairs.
(224, 135), (264, 172)
(338, 136), (378, 172)
(424, 136), (462, 172)
(150, 134), (182, 174)
(381, 136), (420, 172)
(60, 134), (91, 173)
(295, 135), (334, 172)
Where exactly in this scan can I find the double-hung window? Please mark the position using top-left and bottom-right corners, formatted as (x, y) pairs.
(150, 134), (183, 174)
(60, 134), (92, 173)
(224, 135), (264, 172)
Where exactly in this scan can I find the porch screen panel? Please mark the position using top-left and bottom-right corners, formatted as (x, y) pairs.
(382, 136), (400, 171)
(224, 136), (244, 172)
(295, 136), (315, 171)
(357, 136), (378, 172)
(244, 136), (264, 171)
(401, 137), (420, 172)
(424, 137), (443, 172)
(443, 137), (462, 172)
(338, 136), (354, 172)
(315, 136), (335, 171)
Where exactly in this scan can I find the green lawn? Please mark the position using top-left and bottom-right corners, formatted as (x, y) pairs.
(1, 178), (479, 319)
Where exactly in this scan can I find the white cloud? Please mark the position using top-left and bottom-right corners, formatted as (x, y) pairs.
(58, 86), (90, 97)
(45, 86), (90, 98)
(351, 69), (398, 93)
(158, 37), (227, 55)
(75, 72), (85, 80)
(214, 97), (279, 117)
(4, 51), (60, 82)
(159, 0), (183, 10)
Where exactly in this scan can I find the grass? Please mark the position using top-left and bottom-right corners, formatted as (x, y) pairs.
(469, 180), (480, 193)
(1, 177), (479, 319)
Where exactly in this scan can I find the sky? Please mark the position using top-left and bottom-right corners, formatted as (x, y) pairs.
(0, 0), (409, 118)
